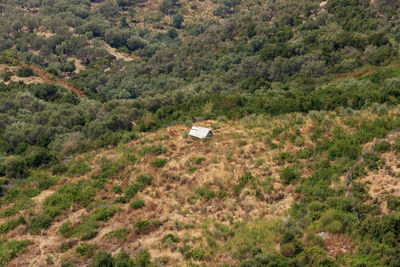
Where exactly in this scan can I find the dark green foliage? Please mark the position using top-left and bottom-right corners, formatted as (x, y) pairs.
(374, 141), (391, 153)
(363, 153), (381, 171)
(0, 216), (26, 234)
(136, 173), (152, 186)
(60, 206), (118, 240)
(6, 157), (29, 179)
(124, 183), (142, 200)
(297, 147), (313, 159)
(234, 172), (255, 196)
(184, 247), (206, 261)
(130, 199), (145, 209)
(386, 196), (400, 212)
(163, 233), (179, 244)
(0, 239), (31, 266)
(195, 187), (215, 201)
(28, 214), (52, 234)
(90, 251), (113, 267)
(16, 67), (34, 77)
(67, 161), (91, 177)
(280, 166), (300, 185)
(134, 220), (161, 234)
(172, 13), (184, 29)
(150, 158), (167, 168)
(76, 243), (98, 257)
(111, 185), (123, 194)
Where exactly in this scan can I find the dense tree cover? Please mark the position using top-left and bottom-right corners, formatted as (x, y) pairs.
(0, 0), (399, 100)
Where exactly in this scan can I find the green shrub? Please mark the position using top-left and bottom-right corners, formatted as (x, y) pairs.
(16, 67), (34, 77)
(325, 220), (343, 233)
(133, 249), (153, 266)
(134, 220), (161, 234)
(163, 233), (179, 244)
(51, 163), (67, 175)
(386, 195), (400, 211)
(92, 207), (118, 221)
(134, 220), (150, 234)
(28, 214), (52, 234)
(140, 144), (168, 156)
(76, 243), (98, 257)
(136, 173), (152, 186)
(105, 228), (129, 240)
(297, 147), (314, 159)
(319, 209), (356, 234)
(6, 157), (29, 179)
(67, 161), (91, 177)
(393, 137), (400, 152)
(0, 239), (32, 266)
(363, 153), (381, 170)
(234, 172), (256, 196)
(187, 166), (198, 173)
(185, 248), (206, 261)
(190, 157), (206, 165)
(111, 185), (123, 194)
(90, 251), (113, 267)
(37, 177), (57, 191)
(125, 183), (142, 200)
(280, 166), (300, 184)
(130, 199), (145, 209)
(150, 158), (167, 168)
(0, 216), (26, 234)
(374, 141), (390, 153)
(195, 187), (215, 201)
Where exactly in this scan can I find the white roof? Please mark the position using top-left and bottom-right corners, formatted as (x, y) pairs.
(189, 126), (213, 139)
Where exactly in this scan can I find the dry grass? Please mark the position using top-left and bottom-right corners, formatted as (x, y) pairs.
(6, 118), (305, 266)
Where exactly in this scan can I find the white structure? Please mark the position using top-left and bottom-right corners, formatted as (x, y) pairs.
(189, 126), (213, 139)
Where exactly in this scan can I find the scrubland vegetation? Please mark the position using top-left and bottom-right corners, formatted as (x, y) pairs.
(1, 0), (400, 266)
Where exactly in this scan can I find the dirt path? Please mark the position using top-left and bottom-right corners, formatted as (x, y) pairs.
(25, 64), (86, 97)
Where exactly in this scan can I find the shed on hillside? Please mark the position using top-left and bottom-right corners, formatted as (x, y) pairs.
(189, 126), (213, 139)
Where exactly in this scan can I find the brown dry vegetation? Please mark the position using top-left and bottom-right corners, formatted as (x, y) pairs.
(5, 108), (400, 266)
(5, 117), (309, 266)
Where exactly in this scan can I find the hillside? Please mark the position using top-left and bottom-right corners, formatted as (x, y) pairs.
(0, 106), (400, 266)
(1, 0), (400, 266)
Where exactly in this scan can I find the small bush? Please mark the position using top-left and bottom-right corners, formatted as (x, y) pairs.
(6, 157), (29, 179)
(111, 185), (123, 194)
(195, 187), (215, 201)
(67, 161), (91, 177)
(130, 199), (145, 209)
(90, 251), (113, 267)
(134, 220), (161, 234)
(0, 216), (26, 234)
(280, 166), (300, 184)
(234, 172), (256, 196)
(28, 214), (52, 234)
(185, 248), (206, 261)
(0, 239), (31, 266)
(124, 183), (142, 200)
(76, 243), (98, 257)
(92, 207), (118, 222)
(136, 173), (152, 186)
(51, 163), (67, 175)
(374, 141), (390, 153)
(150, 158), (167, 168)
(163, 233), (179, 244)
(105, 228), (129, 240)
(297, 148), (313, 159)
(190, 157), (206, 165)
(16, 67), (34, 77)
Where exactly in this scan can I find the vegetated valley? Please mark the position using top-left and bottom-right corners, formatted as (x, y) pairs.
(1, 0), (400, 266)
